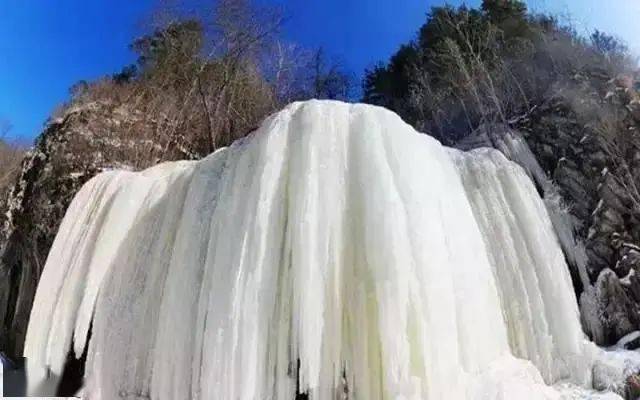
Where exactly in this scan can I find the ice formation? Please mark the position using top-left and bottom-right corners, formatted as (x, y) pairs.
(23, 101), (622, 399)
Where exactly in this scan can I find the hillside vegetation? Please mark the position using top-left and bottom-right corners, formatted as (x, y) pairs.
(53, 0), (353, 168)
(363, 0), (637, 144)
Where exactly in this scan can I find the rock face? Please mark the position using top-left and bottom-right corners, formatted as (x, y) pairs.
(524, 75), (640, 346)
(460, 70), (640, 347)
(526, 73), (640, 282)
(594, 269), (640, 344)
(0, 102), (161, 359)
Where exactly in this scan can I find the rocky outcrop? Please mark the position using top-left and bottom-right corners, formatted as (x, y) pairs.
(463, 70), (640, 347)
(524, 73), (640, 281)
(0, 101), (162, 359)
(593, 269), (640, 344)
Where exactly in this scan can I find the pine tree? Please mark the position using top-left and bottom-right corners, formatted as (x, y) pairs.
(481, 0), (529, 39)
(481, 0), (527, 23)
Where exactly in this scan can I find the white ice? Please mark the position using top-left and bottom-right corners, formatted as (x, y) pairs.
(22, 101), (636, 399)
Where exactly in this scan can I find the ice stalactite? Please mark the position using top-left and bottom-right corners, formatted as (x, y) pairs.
(456, 125), (590, 292)
(23, 101), (626, 399)
(451, 148), (592, 386)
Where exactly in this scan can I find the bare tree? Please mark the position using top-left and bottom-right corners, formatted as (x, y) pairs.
(49, 0), (354, 172)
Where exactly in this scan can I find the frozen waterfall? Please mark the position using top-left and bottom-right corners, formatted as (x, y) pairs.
(23, 101), (618, 399)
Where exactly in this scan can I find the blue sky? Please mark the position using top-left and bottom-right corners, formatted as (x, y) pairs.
(1, 0), (639, 141)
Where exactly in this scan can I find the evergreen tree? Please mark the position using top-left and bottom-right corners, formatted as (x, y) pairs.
(362, 1), (632, 143)
(132, 20), (204, 78)
(481, 0), (527, 23)
(481, 0), (530, 39)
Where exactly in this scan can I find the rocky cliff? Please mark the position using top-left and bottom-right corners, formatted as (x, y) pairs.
(0, 101), (160, 359)
(459, 69), (640, 347)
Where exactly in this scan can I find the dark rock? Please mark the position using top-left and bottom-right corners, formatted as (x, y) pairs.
(622, 335), (640, 350)
(627, 271), (640, 304)
(1, 352), (26, 396)
(507, 73), (640, 346)
(628, 100), (640, 122)
(459, 79), (640, 347)
(594, 269), (639, 344)
(617, 248), (640, 280)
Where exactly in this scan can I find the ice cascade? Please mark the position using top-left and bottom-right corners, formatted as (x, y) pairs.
(25, 101), (605, 399)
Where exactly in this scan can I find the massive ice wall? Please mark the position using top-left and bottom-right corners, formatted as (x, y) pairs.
(25, 101), (598, 399)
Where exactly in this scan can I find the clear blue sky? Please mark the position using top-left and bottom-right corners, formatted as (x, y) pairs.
(1, 0), (638, 141)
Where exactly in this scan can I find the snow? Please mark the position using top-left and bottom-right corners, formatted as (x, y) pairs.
(22, 101), (640, 398)
(593, 199), (605, 216)
(621, 270), (636, 286)
(590, 348), (640, 396)
(452, 148), (592, 386)
(614, 331), (640, 349)
(457, 126), (590, 292)
(622, 242), (640, 252)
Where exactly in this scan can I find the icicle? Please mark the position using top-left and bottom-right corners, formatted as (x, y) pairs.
(25, 101), (615, 399)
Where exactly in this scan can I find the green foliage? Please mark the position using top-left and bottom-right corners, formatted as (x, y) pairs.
(481, 0), (527, 24)
(362, 44), (418, 120)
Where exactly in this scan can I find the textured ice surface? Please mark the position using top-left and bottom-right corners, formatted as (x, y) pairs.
(23, 101), (632, 398)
